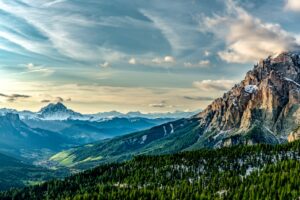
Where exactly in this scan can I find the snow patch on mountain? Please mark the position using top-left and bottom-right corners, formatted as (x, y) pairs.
(140, 135), (147, 144)
(284, 77), (300, 87)
(170, 124), (174, 134)
(244, 85), (258, 94)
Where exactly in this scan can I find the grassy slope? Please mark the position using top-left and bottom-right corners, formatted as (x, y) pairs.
(51, 118), (279, 170)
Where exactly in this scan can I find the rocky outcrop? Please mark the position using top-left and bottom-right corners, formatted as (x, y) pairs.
(288, 126), (300, 142)
(194, 52), (300, 147)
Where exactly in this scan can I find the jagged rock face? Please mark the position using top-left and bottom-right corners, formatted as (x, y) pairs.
(195, 52), (300, 146)
(288, 126), (300, 142)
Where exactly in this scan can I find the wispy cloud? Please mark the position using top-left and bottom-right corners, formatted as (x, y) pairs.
(193, 80), (236, 91)
(0, 1), (126, 62)
(43, 0), (68, 7)
(140, 8), (200, 54)
(184, 60), (211, 68)
(25, 63), (55, 76)
(0, 93), (31, 102)
(184, 96), (214, 101)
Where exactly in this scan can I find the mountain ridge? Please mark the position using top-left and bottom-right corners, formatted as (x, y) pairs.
(0, 103), (198, 121)
(50, 52), (300, 169)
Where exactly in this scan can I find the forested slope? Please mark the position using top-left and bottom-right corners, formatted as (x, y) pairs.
(2, 141), (300, 199)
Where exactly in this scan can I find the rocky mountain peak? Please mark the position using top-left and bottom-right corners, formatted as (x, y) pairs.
(39, 102), (68, 113)
(38, 102), (83, 121)
(194, 51), (300, 147)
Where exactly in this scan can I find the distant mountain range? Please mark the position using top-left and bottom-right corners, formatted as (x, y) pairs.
(50, 52), (300, 170)
(0, 103), (197, 164)
(0, 102), (199, 121)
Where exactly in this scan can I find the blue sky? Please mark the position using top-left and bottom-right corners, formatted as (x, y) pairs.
(0, 0), (300, 113)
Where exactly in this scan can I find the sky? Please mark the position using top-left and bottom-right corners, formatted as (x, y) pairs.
(0, 0), (300, 113)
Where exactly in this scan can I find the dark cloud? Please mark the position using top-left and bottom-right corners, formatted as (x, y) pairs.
(0, 93), (31, 102)
(41, 99), (51, 103)
(149, 100), (170, 108)
(184, 96), (214, 101)
(41, 97), (72, 104)
(55, 97), (64, 102)
(149, 103), (166, 108)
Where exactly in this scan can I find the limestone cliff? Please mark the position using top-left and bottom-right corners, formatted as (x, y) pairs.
(193, 52), (300, 147)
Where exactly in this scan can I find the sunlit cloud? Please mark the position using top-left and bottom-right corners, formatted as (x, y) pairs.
(285, 0), (300, 12)
(201, 0), (300, 63)
(152, 56), (176, 64)
(128, 58), (137, 65)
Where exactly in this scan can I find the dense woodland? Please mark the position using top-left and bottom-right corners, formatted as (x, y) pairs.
(1, 141), (300, 200)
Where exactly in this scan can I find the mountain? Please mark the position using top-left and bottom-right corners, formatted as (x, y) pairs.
(27, 117), (174, 144)
(37, 102), (84, 121)
(0, 113), (75, 162)
(0, 103), (191, 164)
(88, 110), (198, 121)
(0, 153), (60, 190)
(0, 102), (198, 121)
(4, 141), (300, 199)
(50, 52), (300, 169)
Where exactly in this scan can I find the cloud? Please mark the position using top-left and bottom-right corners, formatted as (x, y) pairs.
(140, 9), (193, 52)
(149, 103), (166, 108)
(148, 100), (174, 108)
(285, 0), (300, 12)
(129, 58), (137, 65)
(0, 1), (126, 62)
(55, 96), (71, 102)
(41, 96), (71, 104)
(0, 93), (31, 102)
(193, 80), (236, 91)
(99, 62), (111, 68)
(184, 96), (214, 101)
(55, 97), (64, 102)
(201, 0), (300, 63)
(164, 56), (175, 63)
(25, 63), (54, 76)
(41, 99), (51, 103)
(184, 60), (210, 68)
(152, 56), (176, 64)
(204, 50), (211, 57)
(44, 0), (67, 7)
